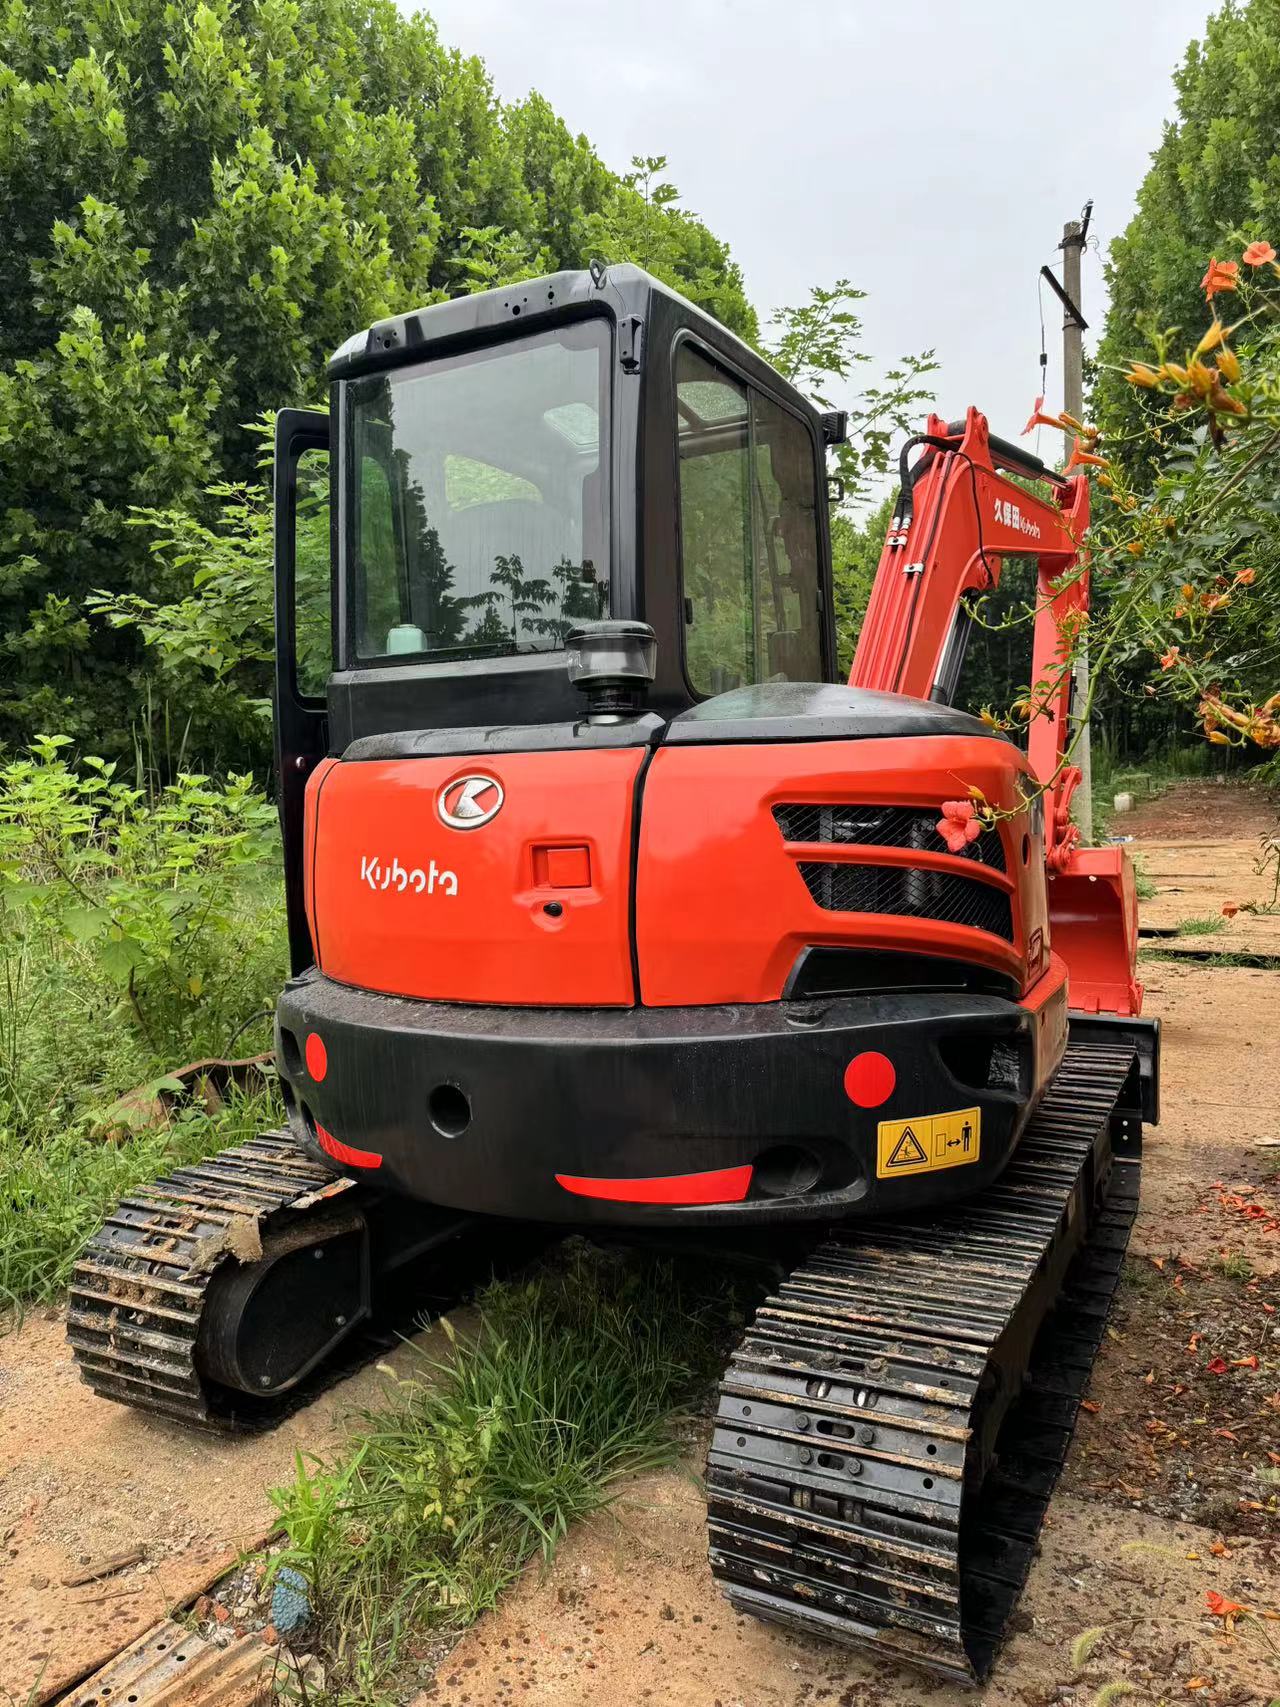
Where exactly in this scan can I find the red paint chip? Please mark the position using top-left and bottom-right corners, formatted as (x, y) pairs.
(843, 1050), (896, 1108)
(305, 1032), (328, 1081)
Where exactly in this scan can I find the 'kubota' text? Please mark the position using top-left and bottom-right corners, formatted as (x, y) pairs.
(360, 855), (458, 897)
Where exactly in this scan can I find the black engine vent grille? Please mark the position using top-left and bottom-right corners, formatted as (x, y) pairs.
(797, 862), (1015, 943)
(773, 802), (1007, 873)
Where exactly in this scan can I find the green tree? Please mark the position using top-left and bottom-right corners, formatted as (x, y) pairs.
(0, 0), (758, 762)
(1094, 0), (1280, 468)
(830, 498), (890, 676)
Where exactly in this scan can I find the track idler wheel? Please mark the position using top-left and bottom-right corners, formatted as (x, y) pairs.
(196, 1209), (370, 1398)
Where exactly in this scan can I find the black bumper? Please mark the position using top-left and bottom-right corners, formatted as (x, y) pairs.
(275, 973), (1060, 1227)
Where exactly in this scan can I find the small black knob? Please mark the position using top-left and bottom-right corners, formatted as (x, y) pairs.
(544, 901), (563, 918)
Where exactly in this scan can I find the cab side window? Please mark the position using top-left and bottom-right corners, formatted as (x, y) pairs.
(676, 344), (823, 696)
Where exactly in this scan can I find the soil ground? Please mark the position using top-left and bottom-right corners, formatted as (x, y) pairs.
(0, 1309), (451, 1701)
(2, 780), (1278, 1706)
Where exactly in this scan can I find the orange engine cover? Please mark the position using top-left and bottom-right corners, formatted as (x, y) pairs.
(634, 735), (1047, 1006)
(303, 748), (644, 1005)
(304, 731), (1052, 1012)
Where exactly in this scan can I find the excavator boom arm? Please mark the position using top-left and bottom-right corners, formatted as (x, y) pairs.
(851, 406), (1140, 1016)
(853, 408), (1087, 696)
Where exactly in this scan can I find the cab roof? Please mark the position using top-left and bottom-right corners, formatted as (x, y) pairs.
(327, 263), (760, 383)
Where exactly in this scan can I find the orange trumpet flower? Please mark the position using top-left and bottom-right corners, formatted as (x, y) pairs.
(1125, 363), (1162, 388)
(1065, 437), (1108, 473)
(1201, 257), (1239, 300)
(1243, 239), (1276, 266)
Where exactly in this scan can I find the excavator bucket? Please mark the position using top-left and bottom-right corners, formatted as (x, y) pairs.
(1047, 843), (1142, 1017)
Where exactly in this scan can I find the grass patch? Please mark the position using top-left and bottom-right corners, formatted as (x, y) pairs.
(1121, 1256), (1167, 1295)
(0, 1079), (282, 1310)
(1134, 859), (1158, 902)
(1216, 1249), (1254, 1282)
(270, 1244), (736, 1703)
(1176, 913), (1227, 936)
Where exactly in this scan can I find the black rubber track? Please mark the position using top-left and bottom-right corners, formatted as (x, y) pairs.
(705, 1040), (1140, 1686)
(66, 1131), (483, 1431)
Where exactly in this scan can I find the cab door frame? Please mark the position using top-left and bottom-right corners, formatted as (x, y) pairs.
(274, 406), (332, 975)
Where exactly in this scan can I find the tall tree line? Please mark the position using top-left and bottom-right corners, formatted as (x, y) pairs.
(0, 0), (756, 755)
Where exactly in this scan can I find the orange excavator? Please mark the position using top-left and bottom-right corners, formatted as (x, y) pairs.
(70, 265), (1157, 1684)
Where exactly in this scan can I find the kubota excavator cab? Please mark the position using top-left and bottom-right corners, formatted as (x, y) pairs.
(271, 264), (1082, 1225)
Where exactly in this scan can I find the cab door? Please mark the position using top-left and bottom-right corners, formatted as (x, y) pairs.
(274, 407), (332, 974)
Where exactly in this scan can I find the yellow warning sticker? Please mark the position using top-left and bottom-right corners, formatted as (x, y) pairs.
(876, 1107), (981, 1179)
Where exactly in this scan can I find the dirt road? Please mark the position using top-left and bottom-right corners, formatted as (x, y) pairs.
(0, 1305), (455, 1701)
(424, 782), (1280, 1707)
(3, 781), (1277, 1706)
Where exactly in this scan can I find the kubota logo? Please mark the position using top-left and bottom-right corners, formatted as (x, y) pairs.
(360, 855), (457, 897)
(438, 774), (504, 830)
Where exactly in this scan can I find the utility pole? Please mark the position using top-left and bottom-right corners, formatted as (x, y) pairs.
(1060, 214), (1093, 842)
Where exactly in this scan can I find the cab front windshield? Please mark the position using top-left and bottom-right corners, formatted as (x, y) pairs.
(346, 320), (610, 662)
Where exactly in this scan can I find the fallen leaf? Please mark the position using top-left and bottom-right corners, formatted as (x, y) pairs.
(1143, 1370), (1155, 1385)
(1185, 1678), (1211, 1691)
(1209, 1541), (1232, 1558)
(1207, 1591), (1247, 1618)
(1222, 901), (1239, 917)
(1186, 1551), (1201, 1561)
(1081, 1399), (1101, 1414)
(1267, 1451), (1280, 1467)
(1264, 1303), (1275, 1315)
(1152, 1256), (1166, 1270)
(1213, 1428), (1238, 1441)
(1207, 1357), (1229, 1375)
(1188, 1333), (1203, 1353)
(1231, 1356), (1259, 1370)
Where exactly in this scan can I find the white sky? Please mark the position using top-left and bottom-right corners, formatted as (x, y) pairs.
(415, 0), (1214, 465)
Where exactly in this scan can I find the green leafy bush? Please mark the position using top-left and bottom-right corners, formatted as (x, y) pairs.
(0, 741), (286, 1306)
(0, 737), (282, 1086)
(0, 1079), (282, 1308)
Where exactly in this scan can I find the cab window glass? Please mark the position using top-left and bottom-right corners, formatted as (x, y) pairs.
(676, 344), (823, 695)
(294, 446), (331, 698)
(348, 321), (609, 661)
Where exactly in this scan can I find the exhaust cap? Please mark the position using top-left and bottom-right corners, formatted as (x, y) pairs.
(565, 619), (656, 721)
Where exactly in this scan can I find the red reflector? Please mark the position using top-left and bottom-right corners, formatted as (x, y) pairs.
(843, 1050), (896, 1108)
(305, 1032), (328, 1081)
(316, 1123), (382, 1170)
(555, 1165), (753, 1205)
